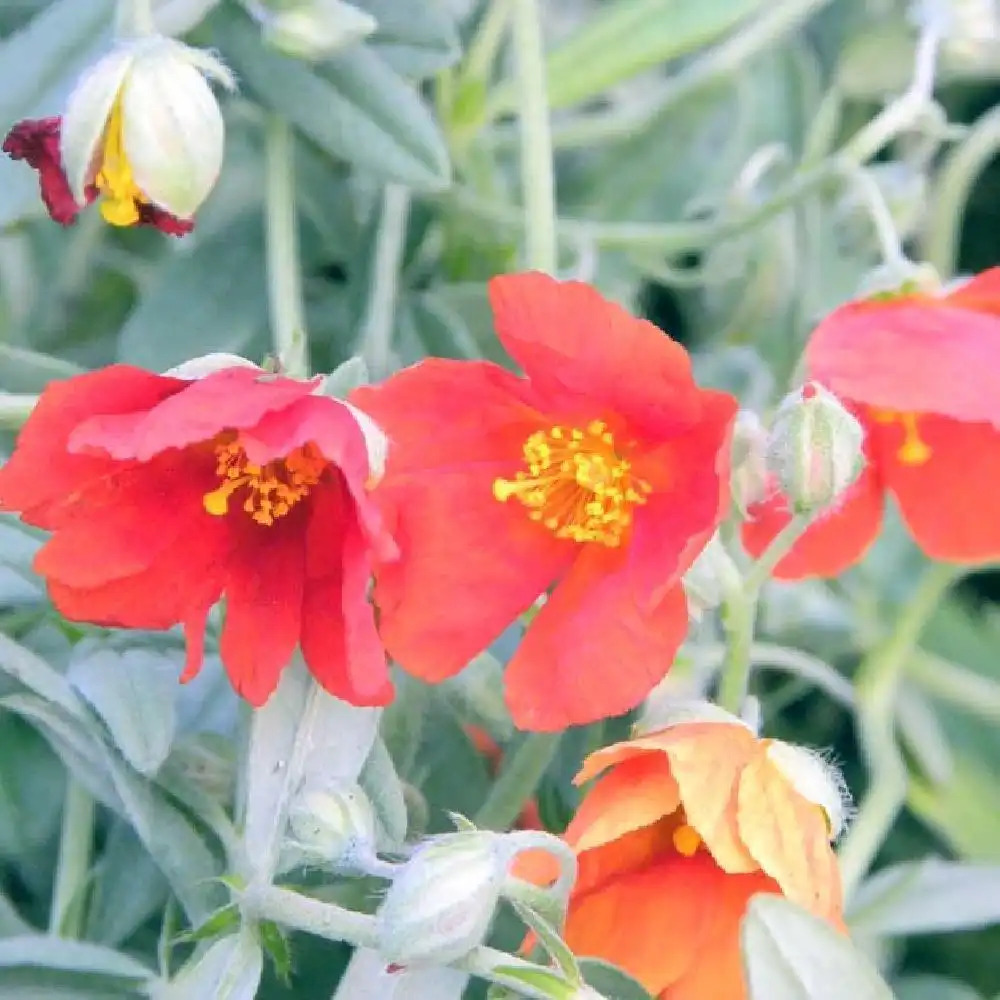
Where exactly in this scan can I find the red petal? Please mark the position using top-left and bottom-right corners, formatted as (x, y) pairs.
(3, 117), (82, 226)
(505, 548), (690, 730)
(941, 266), (1000, 316)
(807, 296), (1000, 426)
(218, 517), (306, 706)
(628, 390), (736, 607)
(374, 464), (573, 684)
(488, 273), (705, 439)
(350, 358), (545, 474)
(137, 202), (194, 237)
(300, 480), (392, 705)
(69, 367), (320, 461)
(0, 366), (181, 525)
(741, 464), (884, 579)
(883, 416), (1000, 562)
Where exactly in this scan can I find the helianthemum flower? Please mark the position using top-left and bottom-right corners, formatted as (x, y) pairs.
(3, 36), (233, 235)
(351, 273), (737, 730)
(743, 268), (1000, 577)
(0, 359), (397, 705)
(519, 717), (845, 999)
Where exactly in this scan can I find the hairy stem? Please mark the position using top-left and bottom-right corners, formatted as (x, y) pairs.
(49, 781), (95, 937)
(475, 732), (560, 831)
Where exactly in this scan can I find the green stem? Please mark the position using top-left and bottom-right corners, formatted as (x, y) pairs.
(910, 649), (1000, 722)
(264, 116), (308, 378)
(48, 781), (95, 937)
(474, 732), (560, 831)
(0, 392), (38, 430)
(510, 0), (557, 273)
(360, 183), (411, 380)
(243, 884), (572, 1000)
(717, 514), (813, 715)
(838, 562), (961, 898)
(464, 0), (513, 83)
(919, 104), (1000, 274)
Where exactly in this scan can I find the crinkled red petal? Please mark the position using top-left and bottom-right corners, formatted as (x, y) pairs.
(137, 202), (195, 237)
(2, 116), (83, 226)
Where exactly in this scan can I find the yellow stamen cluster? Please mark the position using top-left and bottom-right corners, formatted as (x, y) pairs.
(870, 408), (931, 466)
(203, 438), (326, 526)
(492, 420), (651, 547)
(94, 98), (146, 227)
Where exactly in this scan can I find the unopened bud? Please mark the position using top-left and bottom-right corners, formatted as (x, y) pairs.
(766, 383), (865, 514)
(248, 0), (377, 60)
(766, 740), (851, 839)
(681, 533), (741, 620)
(287, 782), (377, 867)
(730, 410), (770, 514)
(376, 831), (504, 966)
(855, 258), (940, 300)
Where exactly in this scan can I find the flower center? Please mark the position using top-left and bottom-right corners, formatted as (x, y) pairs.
(94, 97), (146, 227)
(869, 408), (931, 466)
(492, 421), (651, 547)
(671, 823), (702, 858)
(202, 438), (326, 526)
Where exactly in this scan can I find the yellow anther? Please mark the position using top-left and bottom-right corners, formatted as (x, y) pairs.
(493, 421), (651, 547)
(94, 98), (146, 227)
(203, 437), (326, 525)
(870, 407), (931, 466)
(672, 823), (702, 858)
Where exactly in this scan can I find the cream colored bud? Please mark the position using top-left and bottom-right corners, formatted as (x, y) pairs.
(287, 783), (377, 864)
(376, 831), (504, 966)
(730, 409), (770, 514)
(681, 533), (741, 620)
(252, 0), (378, 60)
(60, 36), (234, 223)
(767, 740), (851, 839)
(766, 383), (865, 514)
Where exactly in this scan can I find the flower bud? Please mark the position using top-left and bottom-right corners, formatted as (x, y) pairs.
(766, 740), (851, 839)
(287, 782), (377, 866)
(60, 36), (234, 228)
(376, 831), (504, 966)
(250, 0), (378, 60)
(681, 532), (741, 620)
(730, 410), (770, 514)
(766, 383), (865, 514)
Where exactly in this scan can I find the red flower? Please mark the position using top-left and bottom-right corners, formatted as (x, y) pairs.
(0, 363), (397, 705)
(351, 273), (737, 731)
(2, 118), (193, 236)
(743, 269), (1000, 578)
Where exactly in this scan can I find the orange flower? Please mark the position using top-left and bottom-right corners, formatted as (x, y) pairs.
(523, 719), (844, 999)
(744, 268), (1000, 577)
(0, 363), (397, 706)
(351, 273), (737, 730)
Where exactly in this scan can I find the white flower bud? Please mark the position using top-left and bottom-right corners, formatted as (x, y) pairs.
(376, 831), (504, 967)
(249, 0), (378, 60)
(287, 782), (377, 866)
(766, 740), (851, 839)
(730, 409), (770, 515)
(681, 532), (741, 621)
(60, 36), (234, 224)
(766, 382), (865, 514)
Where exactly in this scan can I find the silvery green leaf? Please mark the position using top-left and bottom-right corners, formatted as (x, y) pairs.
(0, 891), (32, 937)
(151, 931), (262, 1000)
(358, 736), (408, 848)
(68, 647), (179, 777)
(743, 895), (894, 1000)
(334, 947), (469, 999)
(894, 976), (984, 1000)
(0, 935), (155, 984)
(578, 959), (653, 1000)
(0, 632), (89, 720)
(849, 859), (1000, 937)
(242, 657), (381, 879)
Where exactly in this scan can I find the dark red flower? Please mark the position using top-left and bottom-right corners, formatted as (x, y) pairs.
(743, 268), (1000, 577)
(351, 273), (737, 731)
(2, 117), (193, 236)
(0, 364), (397, 705)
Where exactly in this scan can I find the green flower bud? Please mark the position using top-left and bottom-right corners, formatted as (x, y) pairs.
(681, 533), (741, 621)
(376, 831), (504, 966)
(287, 783), (377, 867)
(766, 383), (865, 514)
(245, 0), (377, 61)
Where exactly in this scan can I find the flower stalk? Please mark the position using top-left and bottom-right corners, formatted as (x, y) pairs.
(474, 732), (560, 831)
(48, 781), (95, 937)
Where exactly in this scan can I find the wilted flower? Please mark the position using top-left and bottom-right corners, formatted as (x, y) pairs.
(0, 361), (396, 705)
(744, 267), (1000, 577)
(3, 36), (233, 235)
(352, 272), (737, 730)
(376, 831), (505, 966)
(519, 716), (845, 999)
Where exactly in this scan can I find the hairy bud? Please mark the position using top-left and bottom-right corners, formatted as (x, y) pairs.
(287, 782), (377, 867)
(766, 383), (865, 514)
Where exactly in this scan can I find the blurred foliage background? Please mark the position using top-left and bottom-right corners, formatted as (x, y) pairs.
(4, 0), (1000, 997)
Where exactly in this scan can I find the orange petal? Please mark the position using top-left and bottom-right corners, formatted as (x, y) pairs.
(735, 745), (842, 922)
